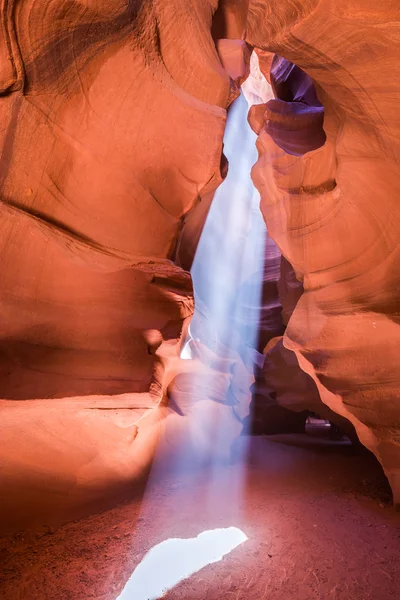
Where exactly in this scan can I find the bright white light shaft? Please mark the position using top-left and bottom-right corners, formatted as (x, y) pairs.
(116, 527), (248, 600)
(189, 91), (266, 355)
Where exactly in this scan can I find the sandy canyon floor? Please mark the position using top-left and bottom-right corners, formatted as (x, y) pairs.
(1, 433), (399, 600)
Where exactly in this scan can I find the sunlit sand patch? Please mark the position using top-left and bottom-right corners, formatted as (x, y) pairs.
(116, 527), (248, 600)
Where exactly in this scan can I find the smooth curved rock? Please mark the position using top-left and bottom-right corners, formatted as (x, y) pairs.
(243, 52), (343, 435)
(0, 0), (247, 532)
(0, 0), (234, 399)
(247, 0), (400, 503)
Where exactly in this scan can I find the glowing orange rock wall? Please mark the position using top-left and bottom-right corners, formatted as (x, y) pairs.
(247, 0), (400, 502)
(0, 0), (249, 532)
(0, 0), (238, 400)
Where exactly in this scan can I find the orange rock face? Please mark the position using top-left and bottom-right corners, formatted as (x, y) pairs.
(0, 0), (250, 531)
(247, 0), (400, 503)
(0, 0), (235, 400)
(2, 0), (400, 532)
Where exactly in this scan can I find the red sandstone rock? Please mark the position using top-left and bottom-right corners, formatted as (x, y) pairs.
(278, 257), (303, 328)
(212, 0), (249, 39)
(243, 53), (342, 435)
(0, 0), (233, 399)
(2, 0), (400, 532)
(247, 0), (400, 503)
(0, 0), (245, 532)
(216, 39), (251, 84)
(254, 49), (273, 84)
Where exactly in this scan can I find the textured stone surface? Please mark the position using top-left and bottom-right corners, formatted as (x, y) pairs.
(247, 0), (400, 502)
(0, 0), (234, 400)
(243, 52), (345, 435)
(0, 0), (248, 531)
(2, 0), (400, 533)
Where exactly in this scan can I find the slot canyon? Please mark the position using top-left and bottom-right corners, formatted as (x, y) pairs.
(0, 1), (400, 598)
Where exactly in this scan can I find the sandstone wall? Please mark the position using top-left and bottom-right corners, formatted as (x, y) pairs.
(247, 0), (400, 503)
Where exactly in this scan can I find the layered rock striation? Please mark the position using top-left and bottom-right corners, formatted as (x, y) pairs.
(247, 0), (400, 502)
(0, 0), (250, 532)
